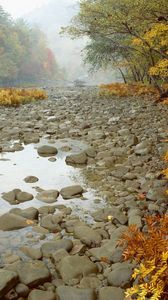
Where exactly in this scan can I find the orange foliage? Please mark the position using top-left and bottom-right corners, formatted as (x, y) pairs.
(0, 88), (47, 106)
(119, 215), (168, 300)
(99, 83), (158, 98)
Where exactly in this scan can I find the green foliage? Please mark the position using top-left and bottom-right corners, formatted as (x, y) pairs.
(0, 5), (59, 84)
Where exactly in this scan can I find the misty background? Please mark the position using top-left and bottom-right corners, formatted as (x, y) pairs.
(1, 0), (120, 84)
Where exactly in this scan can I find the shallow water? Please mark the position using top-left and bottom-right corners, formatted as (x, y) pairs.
(0, 138), (106, 256)
(0, 138), (105, 217)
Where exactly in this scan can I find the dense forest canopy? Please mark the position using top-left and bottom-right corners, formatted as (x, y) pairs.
(63, 0), (168, 94)
(0, 5), (59, 84)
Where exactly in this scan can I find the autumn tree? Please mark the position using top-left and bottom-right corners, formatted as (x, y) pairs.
(62, 0), (168, 95)
(0, 5), (59, 84)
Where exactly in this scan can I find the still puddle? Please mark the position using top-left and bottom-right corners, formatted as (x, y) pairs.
(0, 138), (106, 257)
(0, 138), (105, 216)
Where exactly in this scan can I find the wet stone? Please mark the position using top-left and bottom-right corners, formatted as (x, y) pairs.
(36, 189), (59, 203)
(60, 185), (84, 199)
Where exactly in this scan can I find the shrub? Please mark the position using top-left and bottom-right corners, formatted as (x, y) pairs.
(0, 88), (47, 106)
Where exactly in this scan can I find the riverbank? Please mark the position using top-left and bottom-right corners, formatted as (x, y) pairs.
(0, 87), (167, 300)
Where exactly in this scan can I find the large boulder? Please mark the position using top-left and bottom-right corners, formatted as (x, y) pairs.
(6, 261), (50, 287)
(60, 185), (84, 199)
(9, 207), (39, 220)
(58, 255), (98, 283)
(0, 213), (31, 231)
(41, 240), (73, 258)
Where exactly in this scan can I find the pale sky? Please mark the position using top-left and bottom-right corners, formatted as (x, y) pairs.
(0, 0), (49, 18)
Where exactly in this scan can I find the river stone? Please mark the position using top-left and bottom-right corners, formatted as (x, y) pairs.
(56, 286), (96, 300)
(74, 225), (102, 246)
(146, 187), (167, 202)
(134, 141), (151, 155)
(16, 191), (34, 202)
(24, 176), (39, 183)
(23, 133), (40, 144)
(20, 246), (42, 260)
(92, 208), (128, 225)
(79, 276), (101, 289)
(0, 213), (29, 231)
(60, 185), (84, 199)
(36, 190), (59, 203)
(41, 240), (73, 257)
(88, 227), (127, 262)
(2, 190), (16, 204)
(9, 207), (39, 220)
(37, 145), (58, 156)
(85, 148), (96, 158)
(0, 270), (18, 298)
(40, 215), (61, 232)
(107, 262), (134, 288)
(66, 152), (87, 165)
(128, 214), (142, 228)
(28, 289), (56, 300)
(6, 261), (50, 287)
(15, 283), (30, 297)
(99, 287), (125, 300)
(58, 255), (98, 283)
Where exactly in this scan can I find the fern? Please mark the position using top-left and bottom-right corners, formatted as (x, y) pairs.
(119, 215), (168, 300)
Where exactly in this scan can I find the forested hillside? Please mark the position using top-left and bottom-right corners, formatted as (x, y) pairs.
(0, 5), (59, 85)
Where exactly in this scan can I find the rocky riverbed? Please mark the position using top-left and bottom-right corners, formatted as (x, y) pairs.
(0, 86), (167, 300)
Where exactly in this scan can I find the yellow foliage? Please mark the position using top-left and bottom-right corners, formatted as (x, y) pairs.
(149, 59), (168, 77)
(99, 83), (158, 98)
(0, 88), (47, 106)
(119, 215), (168, 300)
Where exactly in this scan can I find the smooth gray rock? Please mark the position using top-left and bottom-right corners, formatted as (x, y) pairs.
(0, 270), (18, 298)
(56, 286), (96, 300)
(40, 214), (61, 232)
(37, 145), (58, 156)
(92, 208), (128, 225)
(24, 133), (40, 144)
(107, 263), (134, 288)
(6, 261), (50, 287)
(99, 287), (125, 300)
(58, 255), (98, 283)
(15, 283), (30, 297)
(9, 207), (39, 220)
(60, 185), (84, 199)
(28, 289), (56, 300)
(16, 191), (34, 202)
(66, 152), (87, 165)
(0, 213), (30, 231)
(20, 246), (42, 260)
(74, 225), (102, 246)
(41, 240), (73, 257)
(24, 176), (39, 183)
(36, 190), (59, 203)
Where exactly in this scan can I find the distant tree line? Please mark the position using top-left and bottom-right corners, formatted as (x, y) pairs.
(62, 0), (168, 95)
(0, 5), (59, 85)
